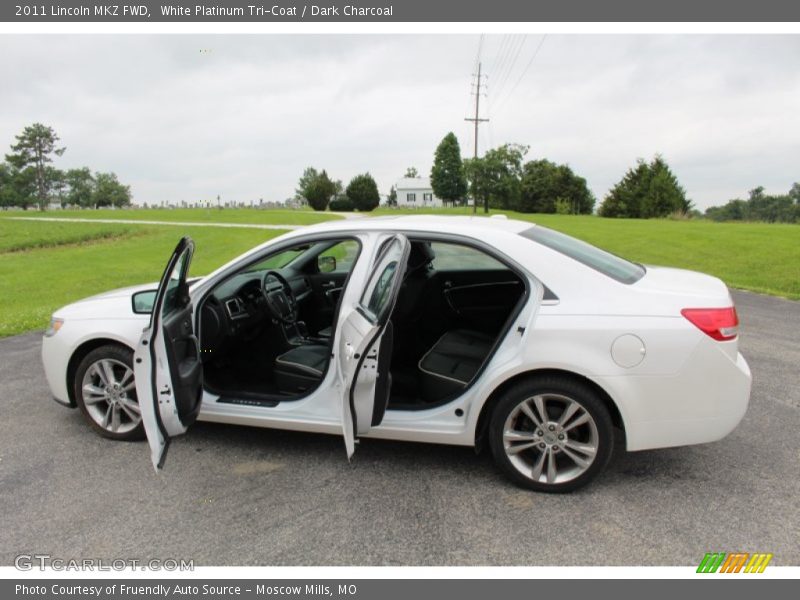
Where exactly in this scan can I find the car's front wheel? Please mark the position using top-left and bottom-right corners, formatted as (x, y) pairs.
(73, 344), (144, 441)
(489, 376), (613, 492)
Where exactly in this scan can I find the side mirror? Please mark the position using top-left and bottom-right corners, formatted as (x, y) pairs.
(318, 255), (337, 273)
(132, 290), (157, 314)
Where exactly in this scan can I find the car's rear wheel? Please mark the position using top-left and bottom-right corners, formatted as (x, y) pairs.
(73, 344), (144, 441)
(489, 376), (613, 492)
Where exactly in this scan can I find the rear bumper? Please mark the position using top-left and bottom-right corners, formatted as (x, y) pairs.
(601, 347), (751, 452)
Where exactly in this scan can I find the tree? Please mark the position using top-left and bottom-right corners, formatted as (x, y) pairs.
(296, 167), (336, 211)
(387, 185), (397, 207)
(346, 173), (380, 212)
(296, 167), (319, 198)
(304, 170), (336, 211)
(705, 183), (799, 224)
(518, 159), (595, 214)
(0, 163), (37, 210)
(600, 155), (691, 218)
(404, 166), (419, 178)
(45, 167), (66, 207)
(430, 132), (468, 206)
(92, 172), (131, 208)
(789, 182), (800, 204)
(464, 143), (528, 213)
(64, 168), (95, 207)
(0, 163), (14, 209)
(5, 123), (66, 211)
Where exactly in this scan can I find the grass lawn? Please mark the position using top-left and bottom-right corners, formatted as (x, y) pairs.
(371, 207), (800, 301)
(0, 207), (342, 226)
(0, 219), (140, 252)
(0, 220), (286, 337)
(0, 208), (797, 338)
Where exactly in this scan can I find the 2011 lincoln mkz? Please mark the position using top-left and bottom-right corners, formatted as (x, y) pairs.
(41, 216), (751, 492)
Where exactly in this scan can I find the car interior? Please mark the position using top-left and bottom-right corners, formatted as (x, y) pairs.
(197, 236), (526, 410)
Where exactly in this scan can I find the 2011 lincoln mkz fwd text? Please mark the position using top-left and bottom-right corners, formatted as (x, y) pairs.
(41, 216), (751, 492)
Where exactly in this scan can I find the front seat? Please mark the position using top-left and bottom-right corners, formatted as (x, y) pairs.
(274, 344), (329, 394)
(317, 241), (435, 340)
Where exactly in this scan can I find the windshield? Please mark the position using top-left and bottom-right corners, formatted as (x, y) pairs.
(520, 226), (645, 284)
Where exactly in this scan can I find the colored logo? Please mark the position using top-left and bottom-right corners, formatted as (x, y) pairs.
(697, 552), (773, 573)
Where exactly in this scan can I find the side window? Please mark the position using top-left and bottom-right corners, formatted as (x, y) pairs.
(430, 242), (507, 271)
(359, 237), (405, 323)
(162, 249), (190, 317)
(318, 240), (359, 273)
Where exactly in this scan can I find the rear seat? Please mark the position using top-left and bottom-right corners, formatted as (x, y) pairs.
(418, 329), (494, 402)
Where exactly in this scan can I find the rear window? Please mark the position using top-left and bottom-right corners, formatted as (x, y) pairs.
(520, 226), (646, 284)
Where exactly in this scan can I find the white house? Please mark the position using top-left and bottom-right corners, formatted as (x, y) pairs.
(394, 177), (443, 208)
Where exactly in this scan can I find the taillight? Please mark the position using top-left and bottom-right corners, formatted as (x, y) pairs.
(681, 307), (739, 341)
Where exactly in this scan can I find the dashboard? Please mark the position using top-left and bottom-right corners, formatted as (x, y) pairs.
(198, 268), (313, 358)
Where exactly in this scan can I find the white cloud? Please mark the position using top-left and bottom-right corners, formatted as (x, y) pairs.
(0, 34), (797, 209)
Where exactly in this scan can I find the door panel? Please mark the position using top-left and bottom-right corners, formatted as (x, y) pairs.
(426, 269), (522, 336)
(134, 237), (202, 471)
(161, 305), (203, 426)
(337, 235), (410, 458)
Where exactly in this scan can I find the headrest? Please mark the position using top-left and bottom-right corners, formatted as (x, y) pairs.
(407, 242), (436, 272)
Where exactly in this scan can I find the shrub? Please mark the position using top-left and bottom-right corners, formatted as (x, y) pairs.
(329, 197), (355, 212)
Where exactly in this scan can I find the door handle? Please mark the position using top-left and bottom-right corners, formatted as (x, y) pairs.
(321, 281), (336, 289)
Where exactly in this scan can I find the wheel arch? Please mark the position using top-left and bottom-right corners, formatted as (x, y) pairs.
(66, 337), (136, 408)
(473, 368), (626, 450)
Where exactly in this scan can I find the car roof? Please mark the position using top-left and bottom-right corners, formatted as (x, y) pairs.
(301, 214), (534, 236)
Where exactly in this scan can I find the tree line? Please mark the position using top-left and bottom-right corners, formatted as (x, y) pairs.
(704, 184), (800, 223)
(295, 168), (380, 212)
(0, 123), (131, 211)
(400, 133), (689, 218)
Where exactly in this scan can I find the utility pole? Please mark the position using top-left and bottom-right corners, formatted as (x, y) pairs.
(465, 61), (489, 214)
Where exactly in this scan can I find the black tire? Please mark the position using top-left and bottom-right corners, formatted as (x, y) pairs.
(488, 375), (613, 493)
(73, 344), (145, 441)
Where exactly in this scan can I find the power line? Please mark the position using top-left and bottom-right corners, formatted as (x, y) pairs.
(488, 35), (512, 76)
(493, 34), (548, 115)
(491, 35), (527, 106)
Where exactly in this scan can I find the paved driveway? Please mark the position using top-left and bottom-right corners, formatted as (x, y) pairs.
(0, 290), (797, 566)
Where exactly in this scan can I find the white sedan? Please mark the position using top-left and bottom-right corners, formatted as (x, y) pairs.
(41, 216), (751, 492)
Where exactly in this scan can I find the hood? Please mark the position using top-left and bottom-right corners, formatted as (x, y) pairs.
(53, 278), (202, 320)
(54, 282), (158, 320)
(78, 282), (159, 303)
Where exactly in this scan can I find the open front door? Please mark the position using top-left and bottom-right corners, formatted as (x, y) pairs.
(134, 237), (203, 471)
(337, 234), (410, 458)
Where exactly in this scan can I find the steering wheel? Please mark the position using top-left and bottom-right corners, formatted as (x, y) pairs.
(261, 270), (298, 325)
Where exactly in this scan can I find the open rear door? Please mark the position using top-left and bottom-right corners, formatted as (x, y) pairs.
(134, 237), (203, 471)
(337, 234), (410, 458)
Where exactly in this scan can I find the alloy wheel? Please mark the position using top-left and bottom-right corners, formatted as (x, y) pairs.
(80, 358), (141, 435)
(502, 393), (599, 485)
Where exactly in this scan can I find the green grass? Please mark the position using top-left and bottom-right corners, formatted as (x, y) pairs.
(0, 207), (342, 225)
(0, 220), (286, 337)
(372, 207), (800, 300)
(0, 219), (141, 252)
(0, 208), (797, 338)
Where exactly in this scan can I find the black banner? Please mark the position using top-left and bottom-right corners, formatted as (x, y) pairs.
(3, 0), (800, 22)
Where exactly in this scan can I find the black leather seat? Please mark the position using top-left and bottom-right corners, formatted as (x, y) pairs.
(418, 329), (494, 402)
(317, 242), (435, 342)
(274, 344), (329, 394)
